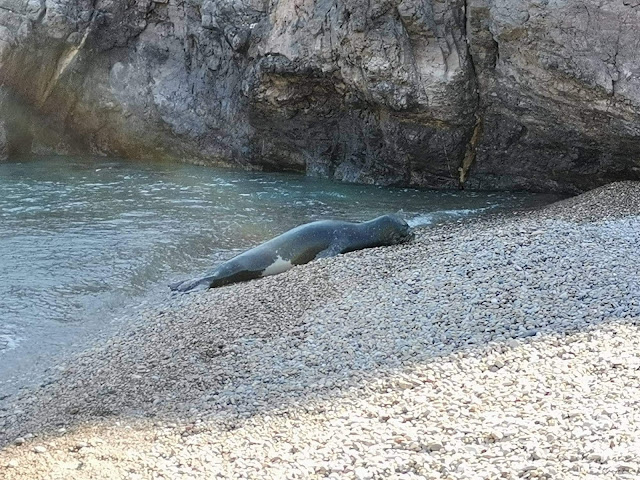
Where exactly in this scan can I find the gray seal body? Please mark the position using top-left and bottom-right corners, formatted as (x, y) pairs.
(170, 214), (413, 293)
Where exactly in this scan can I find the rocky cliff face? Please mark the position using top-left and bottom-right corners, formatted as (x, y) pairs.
(1, 0), (639, 192)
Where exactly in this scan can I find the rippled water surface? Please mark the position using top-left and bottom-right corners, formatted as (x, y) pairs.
(0, 156), (561, 387)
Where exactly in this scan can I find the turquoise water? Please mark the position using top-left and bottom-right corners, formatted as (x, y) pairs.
(0, 156), (561, 388)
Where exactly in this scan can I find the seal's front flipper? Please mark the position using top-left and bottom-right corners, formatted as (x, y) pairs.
(314, 244), (344, 260)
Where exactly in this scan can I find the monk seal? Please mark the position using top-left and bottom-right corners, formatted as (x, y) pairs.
(170, 214), (413, 293)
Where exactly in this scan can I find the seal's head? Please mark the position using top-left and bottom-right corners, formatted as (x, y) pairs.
(372, 214), (415, 245)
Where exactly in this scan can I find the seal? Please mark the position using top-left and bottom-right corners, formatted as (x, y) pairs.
(170, 214), (413, 292)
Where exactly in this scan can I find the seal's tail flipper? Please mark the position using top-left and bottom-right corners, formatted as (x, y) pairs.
(169, 276), (214, 293)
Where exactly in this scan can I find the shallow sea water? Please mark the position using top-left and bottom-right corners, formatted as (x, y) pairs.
(0, 156), (561, 389)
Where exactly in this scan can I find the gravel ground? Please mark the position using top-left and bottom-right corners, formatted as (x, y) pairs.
(1, 181), (639, 479)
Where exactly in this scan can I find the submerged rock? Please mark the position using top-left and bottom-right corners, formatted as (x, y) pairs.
(0, 0), (639, 191)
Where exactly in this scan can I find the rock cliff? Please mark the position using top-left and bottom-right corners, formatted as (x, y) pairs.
(1, 0), (639, 192)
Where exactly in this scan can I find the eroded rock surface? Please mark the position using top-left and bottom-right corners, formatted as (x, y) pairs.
(0, 0), (639, 191)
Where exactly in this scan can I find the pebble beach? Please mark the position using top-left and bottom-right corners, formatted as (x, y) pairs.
(1, 182), (640, 479)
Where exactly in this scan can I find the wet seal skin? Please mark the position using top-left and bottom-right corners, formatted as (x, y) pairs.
(170, 214), (414, 293)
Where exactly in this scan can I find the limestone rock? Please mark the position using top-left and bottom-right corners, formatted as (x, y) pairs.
(0, 0), (639, 192)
